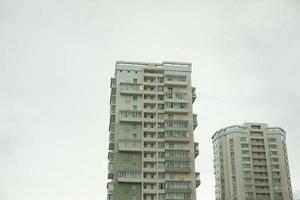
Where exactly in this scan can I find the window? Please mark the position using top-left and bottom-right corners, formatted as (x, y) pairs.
(133, 123), (137, 129)
(242, 157), (251, 162)
(131, 185), (137, 190)
(268, 138), (276, 142)
(241, 137), (248, 142)
(242, 150), (250, 155)
(133, 79), (137, 84)
(133, 105), (137, 110)
(131, 195), (137, 200)
(243, 164), (251, 168)
(241, 144), (249, 148)
(133, 96), (137, 101)
(251, 125), (261, 129)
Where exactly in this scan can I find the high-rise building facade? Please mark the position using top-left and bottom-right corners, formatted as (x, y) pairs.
(107, 61), (200, 200)
(212, 123), (293, 200)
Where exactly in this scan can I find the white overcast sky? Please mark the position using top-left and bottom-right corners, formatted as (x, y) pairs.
(1, 0), (300, 199)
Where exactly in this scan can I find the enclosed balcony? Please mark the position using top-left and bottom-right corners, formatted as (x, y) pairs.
(109, 133), (115, 150)
(165, 102), (188, 113)
(165, 160), (191, 173)
(164, 75), (187, 87)
(165, 181), (192, 193)
(119, 110), (143, 122)
(108, 151), (114, 162)
(108, 163), (114, 179)
(118, 171), (142, 183)
(195, 172), (201, 188)
(165, 120), (189, 130)
(107, 182), (113, 193)
(193, 114), (198, 129)
(110, 78), (116, 95)
(164, 131), (190, 142)
(120, 83), (143, 95)
(110, 105), (116, 123)
(194, 142), (199, 158)
(192, 87), (196, 103)
(165, 92), (188, 103)
(118, 139), (143, 152)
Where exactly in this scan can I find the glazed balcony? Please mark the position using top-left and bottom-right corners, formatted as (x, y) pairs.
(193, 114), (198, 129)
(108, 151), (114, 163)
(119, 110), (143, 122)
(108, 133), (115, 150)
(110, 78), (116, 95)
(108, 163), (114, 179)
(118, 171), (142, 183)
(164, 75), (187, 87)
(192, 87), (196, 103)
(165, 166), (191, 173)
(165, 92), (188, 103)
(165, 107), (189, 114)
(196, 172), (201, 188)
(194, 142), (199, 158)
(118, 139), (143, 152)
(110, 105), (116, 123)
(120, 83), (143, 95)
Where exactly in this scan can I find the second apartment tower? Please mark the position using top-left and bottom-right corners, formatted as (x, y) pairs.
(107, 61), (200, 200)
(212, 123), (293, 200)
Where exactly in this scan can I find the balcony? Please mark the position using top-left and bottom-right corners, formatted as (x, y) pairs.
(165, 181), (192, 193)
(119, 110), (143, 122)
(165, 107), (188, 114)
(165, 167), (191, 173)
(164, 75), (187, 87)
(165, 134), (190, 142)
(118, 171), (142, 183)
(110, 78), (116, 88)
(120, 83), (143, 95)
(193, 114), (198, 129)
(196, 172), (201, 188)
(194, 142), (199, 158)
(109, 133), (115, 150)
(165, 92), (188, 103)
(118, 139), (143, 152)
(109, 141), (114, 150)
(108, 163), (114, 179)
(110, 95), (116, 105)
(192, 87), (196, 103)
(107, 183), (113, 200)
(110, 78), (116, 95)
(110, 105), (116, 123)
(164, 120), (189, 130)
(108, 152), (114, 163)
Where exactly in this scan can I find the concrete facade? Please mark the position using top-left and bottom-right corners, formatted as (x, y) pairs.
(212, 123), (293, 200)
(107, 61), (200, 200)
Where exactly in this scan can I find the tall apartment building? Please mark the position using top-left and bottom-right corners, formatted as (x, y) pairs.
(107, 61), (200, 200)
(212, 123), (293, 200)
